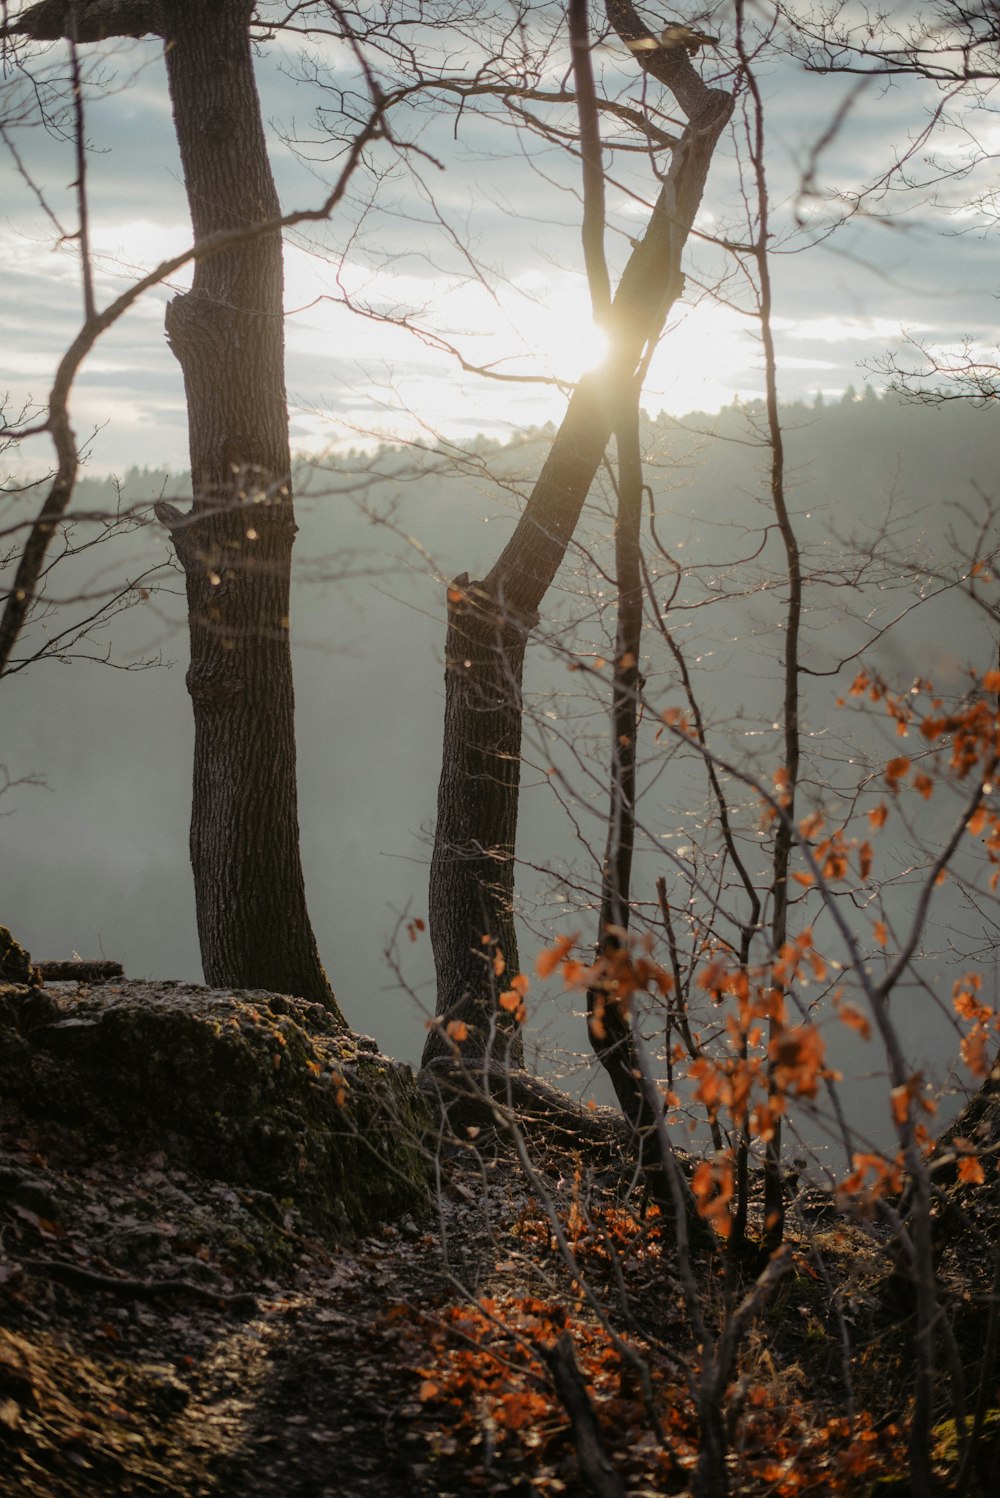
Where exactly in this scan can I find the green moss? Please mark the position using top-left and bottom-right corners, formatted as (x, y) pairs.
(931, 1407), (1000, 1465)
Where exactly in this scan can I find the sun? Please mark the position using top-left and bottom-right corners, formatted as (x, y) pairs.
(540, 302), (611, 380)
(506, 277), (754, 404)
(509, 276), (611, 382)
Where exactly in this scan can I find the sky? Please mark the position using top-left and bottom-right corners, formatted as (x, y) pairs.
(1, 4), (998, 479)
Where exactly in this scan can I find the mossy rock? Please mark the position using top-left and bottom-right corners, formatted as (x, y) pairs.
(0, 980), (431, 1235)
(0, 924), (40, 986)
(932, 1406), (1000, 1466)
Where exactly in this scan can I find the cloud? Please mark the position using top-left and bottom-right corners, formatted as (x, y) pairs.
(3, 21), (999, 475)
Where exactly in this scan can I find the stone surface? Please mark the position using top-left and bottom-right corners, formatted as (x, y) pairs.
(0, 979), (431, 1235)
(0, 925), (39, 987)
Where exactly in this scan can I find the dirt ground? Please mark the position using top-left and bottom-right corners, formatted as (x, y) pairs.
(0, 978), (995, 1496)
(0, 1099), (684, 1497)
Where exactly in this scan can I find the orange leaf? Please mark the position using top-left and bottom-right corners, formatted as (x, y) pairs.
(499, 980), (528, 1022)
(446, 1019), (468, 1043)
(867, 802), (889, 830)
(837, 1002), (871, 1041)
(769, 1024), (828, 1099)
(759, 988), (787, 1025)
(873, 920), (888, 948)
(536, 934), (576, 978)
(961, 1025), (990, 1077)
(958, 1155), (985, 1185)
(808, 948), (827, 981)
(752, 1103), (781, 1142)
(968, 806), (987, 837)
(885, 755), (911, 790)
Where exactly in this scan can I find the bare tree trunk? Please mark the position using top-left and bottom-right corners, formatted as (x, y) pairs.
(586, 388), (657, 1134)
(155, 0), (340, 1012)
(423, 13), (732, 1069)
(737, 38), (801, 1249)
(425, 376), (611, 1068)
(3, 0), (360, 1015)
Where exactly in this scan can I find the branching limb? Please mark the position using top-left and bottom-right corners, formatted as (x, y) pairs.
(0, 102), (386, 678)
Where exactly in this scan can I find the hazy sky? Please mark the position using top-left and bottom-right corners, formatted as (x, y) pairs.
(2, 5), (997, 478)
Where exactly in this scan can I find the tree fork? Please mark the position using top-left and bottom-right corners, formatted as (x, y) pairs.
(423, 2), (733, 1076)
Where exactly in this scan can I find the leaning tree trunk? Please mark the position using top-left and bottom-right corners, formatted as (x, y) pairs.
(426, 378), (611, 1068)
(423, 9), (733, 1070)
(154, 0), (340, 1013)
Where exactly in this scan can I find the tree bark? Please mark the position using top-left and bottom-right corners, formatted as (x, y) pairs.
(541, 1332), (627, 1498)
(423, 11), (732, 1070)
(36, 959), (124, 983)
(425, 574), (538, 1067)
(5, 0), (341, 1013)
(586, 387), (657, 1136)
(155, 0), (339, 1012)
(2, 0), (163, 42)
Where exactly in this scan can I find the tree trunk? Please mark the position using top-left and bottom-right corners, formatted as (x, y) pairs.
(156, 0), (340, 1013)
(2, 0), (339, 1011)
(424, 376), (611, 1067)
(586, 387), (658, 1136)
(425, 574), (537, 1068)
(423, 17), (732, 1071)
